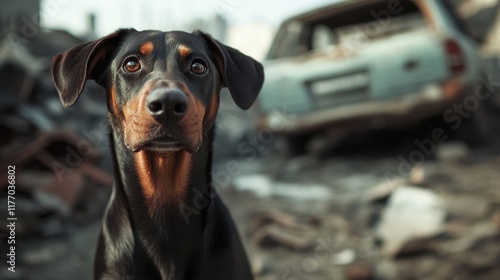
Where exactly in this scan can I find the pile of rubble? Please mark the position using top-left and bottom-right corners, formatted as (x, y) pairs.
(225, 142), (500, 280)
(0, 30), (113, 240)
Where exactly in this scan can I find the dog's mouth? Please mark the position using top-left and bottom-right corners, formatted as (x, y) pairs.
(143, 136), (185, 153)
(126, 133), (201, 154)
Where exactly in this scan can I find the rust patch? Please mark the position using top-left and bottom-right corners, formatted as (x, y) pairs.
(415, 0), (436, 30)
(134, 150), (192, 214)
(443, 79), (461, 99)
(178, 44), (192, 58)
(140, 41), (154, 56)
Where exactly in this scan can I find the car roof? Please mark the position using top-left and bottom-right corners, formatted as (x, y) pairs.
(283, 0), (406, 23)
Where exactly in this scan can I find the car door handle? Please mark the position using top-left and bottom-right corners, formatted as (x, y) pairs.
(404, 60), (420, 71)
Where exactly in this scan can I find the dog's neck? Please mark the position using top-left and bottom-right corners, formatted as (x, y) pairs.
(111, 127), (214, 216)
(107, 129), (215, 278)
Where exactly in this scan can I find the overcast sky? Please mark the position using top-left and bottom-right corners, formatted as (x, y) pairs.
(41, 0), (338, 36)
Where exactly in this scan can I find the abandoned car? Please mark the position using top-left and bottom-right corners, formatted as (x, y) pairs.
(257, 0), (493, 154)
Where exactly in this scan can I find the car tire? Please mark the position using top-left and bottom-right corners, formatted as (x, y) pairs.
(455, 104), (492, 147)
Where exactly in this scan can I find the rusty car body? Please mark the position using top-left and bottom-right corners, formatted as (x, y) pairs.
(257, 0), (493, 154)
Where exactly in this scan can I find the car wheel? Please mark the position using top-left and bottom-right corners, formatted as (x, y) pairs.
(455, 104), (492, 147)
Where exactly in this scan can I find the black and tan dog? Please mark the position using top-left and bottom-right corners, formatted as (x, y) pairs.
(51, 29), (264, 280)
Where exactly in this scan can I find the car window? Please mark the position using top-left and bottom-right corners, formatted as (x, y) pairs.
(269, 22), (306, 59)
(311, 24), (336, 51)
(440, 0), (476, 39)
(268, 0), (428, 60)
(336, 13), (426, 45)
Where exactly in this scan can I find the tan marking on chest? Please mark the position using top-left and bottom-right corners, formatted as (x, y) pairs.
(134, 150), (192, 214)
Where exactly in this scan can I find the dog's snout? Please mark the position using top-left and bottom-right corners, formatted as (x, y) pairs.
(146, 88), (188, 123)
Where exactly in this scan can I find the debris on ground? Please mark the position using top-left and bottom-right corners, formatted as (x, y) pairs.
(376, 186), (446, 256)
(220, 136), (500, 279)
(0, 30), (112, 244)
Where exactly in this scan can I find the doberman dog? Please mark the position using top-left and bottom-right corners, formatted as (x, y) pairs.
(51, 29), (264, 280)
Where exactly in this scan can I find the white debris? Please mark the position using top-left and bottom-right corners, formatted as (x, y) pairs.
(233, 175), (332, 200)
(332, 249), (356, 266)
(376, 186), (446, 256)
(233, 175), (273, 197)
(436, 141), (470, 162)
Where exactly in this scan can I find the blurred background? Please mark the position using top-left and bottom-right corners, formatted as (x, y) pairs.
(1, 0), (500, 279)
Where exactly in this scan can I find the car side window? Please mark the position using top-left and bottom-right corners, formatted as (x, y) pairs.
(270, 22), (305, 59)
(311, 24), (336, 51)
(440, 0), (471, 37)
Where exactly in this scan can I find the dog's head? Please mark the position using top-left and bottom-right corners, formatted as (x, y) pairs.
(51, 29), (264, 153)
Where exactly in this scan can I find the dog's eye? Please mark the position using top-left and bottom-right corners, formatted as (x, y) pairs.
(190, 60), (207, 75)
(123, 57), (141, 73)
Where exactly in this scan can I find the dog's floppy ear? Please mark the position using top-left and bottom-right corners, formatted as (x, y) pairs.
(197, 31), (264, 110)
(51, 29), (134, 108)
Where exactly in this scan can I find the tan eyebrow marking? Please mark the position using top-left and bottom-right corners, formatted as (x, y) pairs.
(178, 44), (192, 58)
(140, 41), (154, 55)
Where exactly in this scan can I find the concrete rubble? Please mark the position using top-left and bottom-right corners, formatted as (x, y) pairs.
(223, 149), (500, 280)
(0, 30), (113, 243)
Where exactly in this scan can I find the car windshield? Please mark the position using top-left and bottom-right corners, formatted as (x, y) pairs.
(267, 0), (427, 59)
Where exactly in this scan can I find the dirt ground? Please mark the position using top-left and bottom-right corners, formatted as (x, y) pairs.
(3, 117), (500, 280)
(222, 137), (500, 280)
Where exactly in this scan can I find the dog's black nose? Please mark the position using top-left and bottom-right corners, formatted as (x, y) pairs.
(146, 88), (188, 123)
